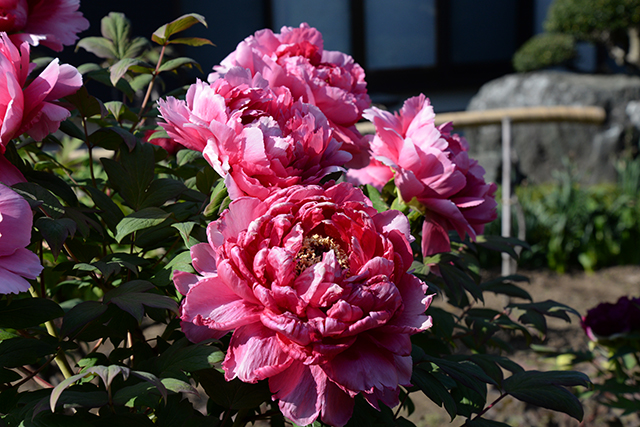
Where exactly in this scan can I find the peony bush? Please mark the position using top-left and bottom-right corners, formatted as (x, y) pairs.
(0, 6), (591, 427)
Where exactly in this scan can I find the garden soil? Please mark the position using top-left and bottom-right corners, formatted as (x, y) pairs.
(407, 265), (640, 427)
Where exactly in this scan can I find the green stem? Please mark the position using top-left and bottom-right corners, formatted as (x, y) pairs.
(28, 287), (74, 379)
(81, 116), (96, 188)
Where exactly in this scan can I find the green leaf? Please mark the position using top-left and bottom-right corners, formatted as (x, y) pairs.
(89, 127), (137, 151)
(76, 36), (117, 59)
(168, 37), (214, 46)
(35, 217), (76, 260)
(85, 68), (135, 99)
(481, 275), (532, 301)
(65, 85), (105, 118)
(104, 101), (138, 122)
(197, 369), (271, 410)
(156, 339), (224, 374)
(85, 186), (124, 233)
(411, 367), (457, 420)
(110, 58), (153, 86)
(101, 141), (155, 209)
(364, 184), (389, 213)
(0, 337), (57, 368)
(129, 73), (153, 92)
(123, 37), (149, 58)
(61, 301), (108, 338)
(503, 370), (590, 421)
(58, 120), (86, 141)
(140, 178), (187, 209)
(466, 417), (512, 427)
(158, 57), (202, 73)
(0, 298), (64, 329)
(12, 182), (65, 218)
(101, 12), (132, 58)
(152, 13), (208, 45)
(172, 221), (198, 248)
(104, 280), (178, 323)
(115, 207), (171, 243)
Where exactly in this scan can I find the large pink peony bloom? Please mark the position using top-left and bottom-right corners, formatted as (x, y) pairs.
(352, 95), (497, 257)
(209, 23), (371, 166)
(0, 182), (42, 294)
(175, 183), (433, 426)
(158, 67), (351, 200)
(1, 0), (89, 52)
(0, 32), (82, 152)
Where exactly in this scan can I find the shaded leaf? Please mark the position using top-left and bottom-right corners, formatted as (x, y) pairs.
(35, 217), (76, 260)
(168, 37), (214, 46)
(0, 298), (64, 329)
(115, 207), (171, 243)
(158, 57), (202, 73)
(61, 301), (108, 338)
(76, 37), (117, 59)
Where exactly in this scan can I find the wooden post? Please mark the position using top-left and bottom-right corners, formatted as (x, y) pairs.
(501, 116), (512, 276)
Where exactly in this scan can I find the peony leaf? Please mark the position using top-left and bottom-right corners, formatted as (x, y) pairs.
(123, 37), (150, 59)
(172, 222), (198, 248)
(197, 369), (271, 410)
(466, 418), (512, 427)
(12, 182), (64, 219)
(168, 37), (214, 47)
(60, 301), (108, 338)
(115, 207), (171, 243)
(104, 101), (138, 123)
(158, 57), (202, 73)
(89, 127), (137, 152)
(411, 367), (457, 420)
(139, 178), (187, 209)
(101, 12), (132, 58)
(76, 36), (117, 59)
(35, 217), (76, 260)
(156, 338), (224, 374)
(503, 370), (590, 421)
(110, 58), (153, 86)
(152, 13), (208, 45)
(65, 85), (106, 119)
(49, 371), (95, 412)
(0, 298), (64, 330)
(104, 280), (178, 323)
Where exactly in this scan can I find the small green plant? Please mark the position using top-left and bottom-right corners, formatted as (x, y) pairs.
(513, 33), (576, 72)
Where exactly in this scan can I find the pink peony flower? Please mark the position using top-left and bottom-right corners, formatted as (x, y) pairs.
(175, 183), (433, 426)
(1, 0), (89, 52)
(158, 67), (351, 200)
(0, 182), (42, 294)
(142, 129), (185, 156)
(0, 32), (82, 152)
(356, 95), (497, 257)
(0, 152), (26, 185)
(209, 23), (371, 165)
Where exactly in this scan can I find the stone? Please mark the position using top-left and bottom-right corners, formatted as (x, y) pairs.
(464, 71), (640, 185)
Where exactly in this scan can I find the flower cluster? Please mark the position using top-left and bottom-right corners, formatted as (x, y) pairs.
(348, 95), (497, 256)
(209, 23), (370, 166)
(581, 296), (640, 341)
(164, 23), (497, 426)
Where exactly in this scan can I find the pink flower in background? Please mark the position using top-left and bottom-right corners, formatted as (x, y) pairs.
(176, 183), (432, 426)
(159, 67), (351, 200)
(1, 0), (89, 52)
(0, 183), (42, 294)
(0, 152), (25, 185)
(358, 94), (497, 257)
(0, 32), (82, 152)
(142, 129), (184, 156)
(209, 23), (371, 165)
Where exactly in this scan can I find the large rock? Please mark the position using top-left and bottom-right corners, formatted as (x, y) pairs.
(465, 71), (640, 185)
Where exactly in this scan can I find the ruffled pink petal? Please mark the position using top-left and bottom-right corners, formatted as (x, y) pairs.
(22, 0), (89, 51)
(181, 275), (261, 331)
(0, 153), (25, 185)
(270, 361), (322, 426)
(224, 322), (292, 383)
(1, 246), (42, 278)
(0, 183), (32, 255)
(0, 263), (32, 294)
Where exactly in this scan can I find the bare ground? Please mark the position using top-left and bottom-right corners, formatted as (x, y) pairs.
(406, 265), (640, 427)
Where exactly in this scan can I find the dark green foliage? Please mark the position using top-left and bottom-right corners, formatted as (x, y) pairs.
(512, 33), (576, 72)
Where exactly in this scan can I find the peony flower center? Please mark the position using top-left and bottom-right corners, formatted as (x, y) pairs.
(295, 234), (349, 275)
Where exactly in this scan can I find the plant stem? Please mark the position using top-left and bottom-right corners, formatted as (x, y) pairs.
(133, 44), (167, 131)
(469, 392), (507, 422)
(81, 116), (96, 188)
(28, 287), (75, 379)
